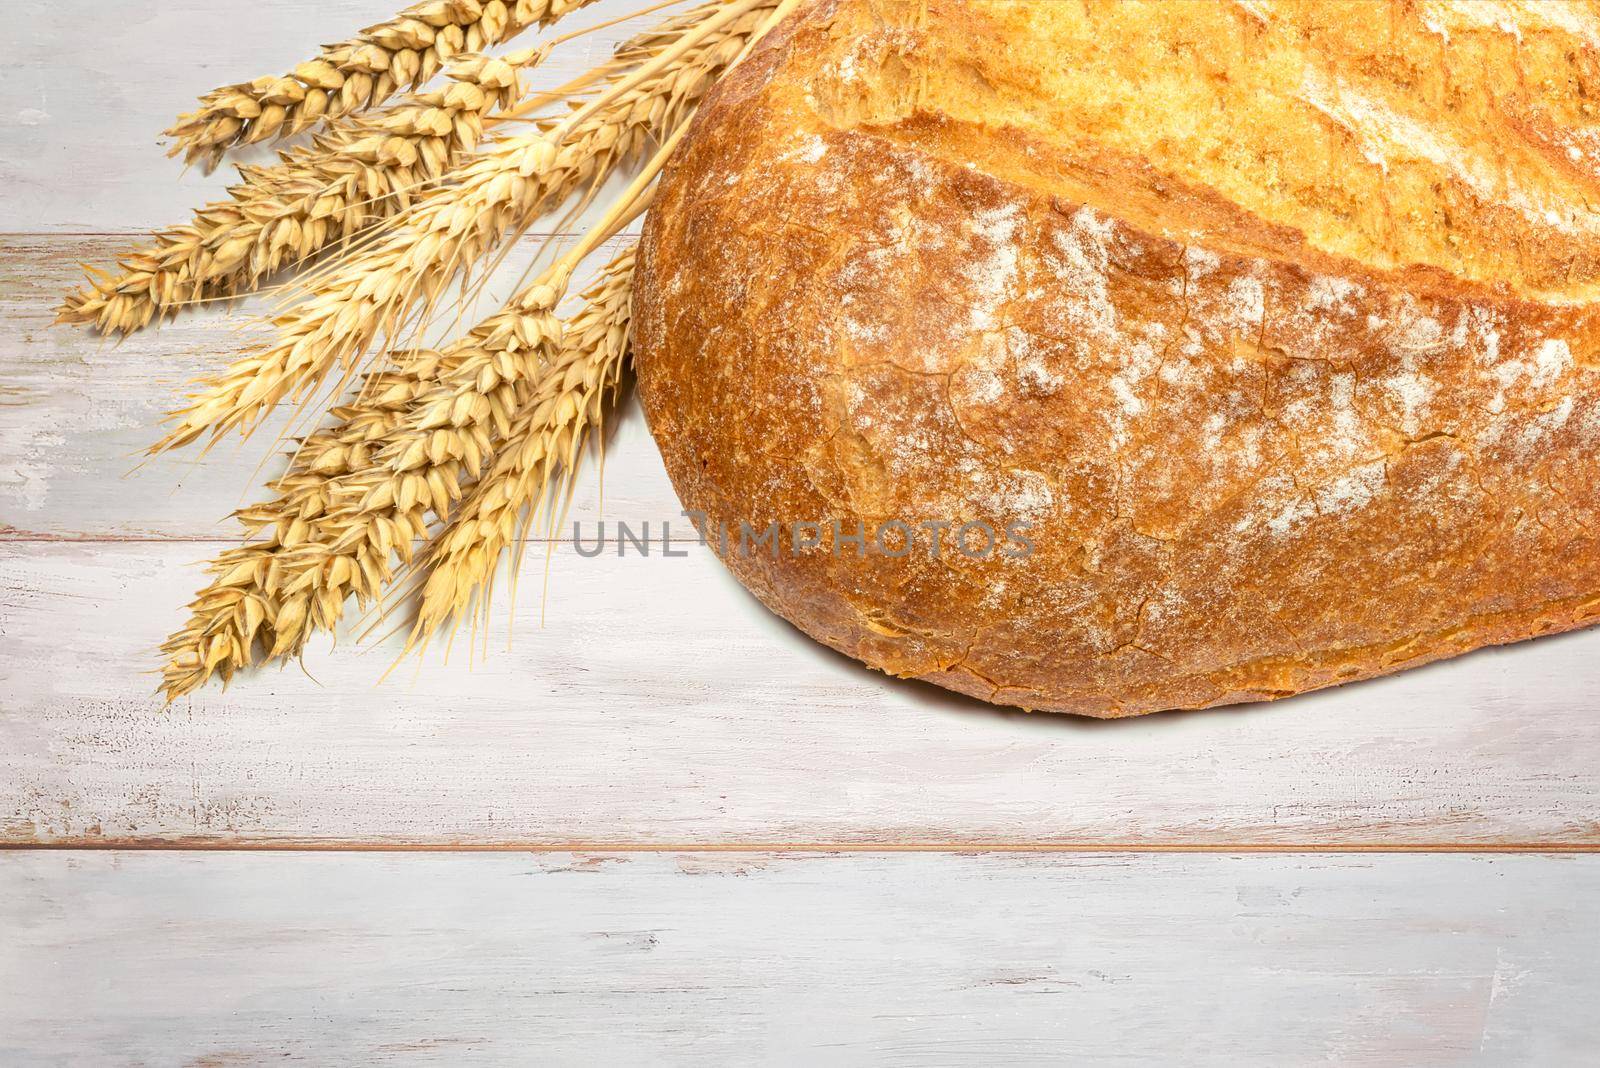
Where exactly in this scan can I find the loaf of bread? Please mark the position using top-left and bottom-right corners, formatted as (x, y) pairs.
(633, 0), (1600, 717)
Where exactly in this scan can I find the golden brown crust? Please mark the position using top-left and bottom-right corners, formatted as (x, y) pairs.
(635, 0), (1600, 716)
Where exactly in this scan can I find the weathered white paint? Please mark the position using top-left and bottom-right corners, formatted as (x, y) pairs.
(3, 539), (1597, 846)
(0, 0), (666, 230)
(4, 851), (1597, 1065)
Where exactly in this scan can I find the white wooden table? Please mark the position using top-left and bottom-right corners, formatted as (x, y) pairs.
(3, 2), (1598, 1063)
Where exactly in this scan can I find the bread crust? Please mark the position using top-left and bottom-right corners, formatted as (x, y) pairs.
(634, 0), (1600, 716)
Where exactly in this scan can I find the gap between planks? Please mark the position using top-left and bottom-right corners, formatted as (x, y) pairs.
(6, 841), (1600, 854)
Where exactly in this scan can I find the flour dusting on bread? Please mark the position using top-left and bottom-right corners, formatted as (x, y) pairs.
(635, 0), (1600, 716)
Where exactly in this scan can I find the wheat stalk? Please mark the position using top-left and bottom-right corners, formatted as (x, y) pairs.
(407, 246), (633, 647)
(167, 0), (601, 171)
(60, 52), (529, 336)
(153, 0), (772, 455)
(157, 0), (797, 698)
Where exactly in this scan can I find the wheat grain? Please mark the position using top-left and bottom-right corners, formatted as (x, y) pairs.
(61, 52), (528, 336)
(159, 184), (647, 695)
(161, 228), (642, 698)
(167, 0), (601, 171)
(153, 0), (771, 455)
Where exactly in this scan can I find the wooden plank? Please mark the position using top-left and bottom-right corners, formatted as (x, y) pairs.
(3, 850), (1597, 1064)
(0, 235), (662, 541)
(1, 0), (674, 231)
(4, 539), (1598, 847)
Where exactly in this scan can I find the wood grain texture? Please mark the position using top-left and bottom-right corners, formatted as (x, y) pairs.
(4, 538), (1598, 847)
(4, 850), (1598, 1065)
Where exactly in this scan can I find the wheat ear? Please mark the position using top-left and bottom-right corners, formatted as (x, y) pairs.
(156, 287), (563, 700)
(153, 0), (772, 455)
(60, 52), (529, 336)
(406, 246), (633, 647)
(167, 0), (601, 171)
(157, 348), (443, 699)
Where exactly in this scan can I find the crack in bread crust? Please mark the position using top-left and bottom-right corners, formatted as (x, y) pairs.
(635, 0), (1600, 717)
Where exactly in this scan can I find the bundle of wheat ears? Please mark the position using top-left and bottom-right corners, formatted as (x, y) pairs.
(58, 0), (796, 699)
